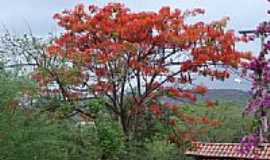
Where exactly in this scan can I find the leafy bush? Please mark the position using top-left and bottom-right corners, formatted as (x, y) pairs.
(95, 115), (125, 160)
(0, 110), (88, 159)
(0, 70), (36, 110)
(118, 135), (191, 160)
(144, 138), (183, 160)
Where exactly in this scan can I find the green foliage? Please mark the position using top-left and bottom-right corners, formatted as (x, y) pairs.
(181, 101), (253, 143)
(0, 101), (254, 160)
(0, 108), (126, 160)
(143, 138), (183, 160)
(95, 115), (125, 160)
(0, 70), (36, 110)
(0, 110), (94, 160)
(87, 98), (105, 114)
(119, 135), (188, 160)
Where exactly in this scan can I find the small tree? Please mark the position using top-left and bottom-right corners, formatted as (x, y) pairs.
(43, 3), (250, 138)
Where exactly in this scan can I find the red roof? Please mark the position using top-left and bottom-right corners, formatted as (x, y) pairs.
(185, 142), (270, 160)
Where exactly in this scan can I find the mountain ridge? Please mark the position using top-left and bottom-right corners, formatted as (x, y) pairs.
(200, 89), (250, 104)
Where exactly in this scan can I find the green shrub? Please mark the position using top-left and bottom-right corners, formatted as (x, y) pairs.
(144, 138), (182, 160)
(0, 110), (88, 159)
(119, 135), (190, 160)
(0, 70), (36, 110)
(95, 115), (125, 160)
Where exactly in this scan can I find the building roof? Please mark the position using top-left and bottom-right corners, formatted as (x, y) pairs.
(66, 108), (95, 123)
(185, 142), (270, 160)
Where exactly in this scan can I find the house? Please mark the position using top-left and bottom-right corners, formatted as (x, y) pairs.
(67, 108), (96, 127)
(185, 142), (270, 160)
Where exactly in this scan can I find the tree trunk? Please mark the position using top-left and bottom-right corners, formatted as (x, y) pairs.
(119, 111), (130, 140)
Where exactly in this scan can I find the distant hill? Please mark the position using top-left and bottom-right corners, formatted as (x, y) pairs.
(159, 89), (250, 106)
(201, 89), (250, 104)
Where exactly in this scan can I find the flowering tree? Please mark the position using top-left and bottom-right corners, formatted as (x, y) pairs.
(240, 18), (270, 153)
(40, 3), (250, 137)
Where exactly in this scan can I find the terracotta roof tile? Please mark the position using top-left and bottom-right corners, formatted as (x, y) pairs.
(185, 142), (270, 159)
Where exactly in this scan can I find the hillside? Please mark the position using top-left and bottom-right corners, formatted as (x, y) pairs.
(159, 89), (250, 106)
(201, 89), (250, 104)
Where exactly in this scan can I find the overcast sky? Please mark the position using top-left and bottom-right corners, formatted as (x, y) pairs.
(0, 0), (268, 90)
